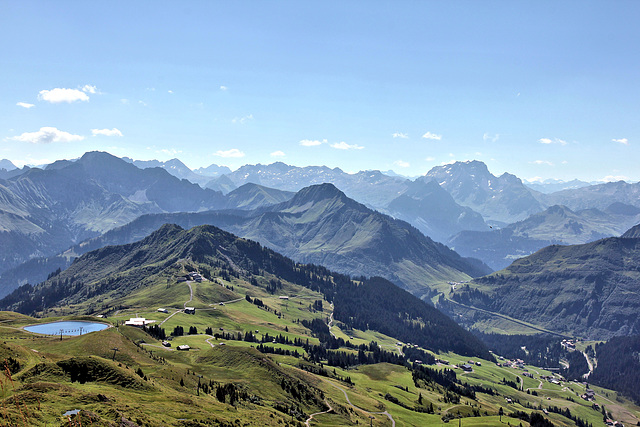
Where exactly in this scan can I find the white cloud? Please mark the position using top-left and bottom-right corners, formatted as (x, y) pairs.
(331, 141), (364, 150)
(531, 160), (554, 166)
(422, 131), (442, 140)
(393, 160), (410, 168)
(220, 86), (228, 91)
(613, 138), (629, 145)
(120, 99), (129, 104)
(91, 128), (123, 137)
(138, 100), (147, 106)
(538, 137), (567, 145)
(300, 139), (326, 147)
(483, 133), (499, 142)
(392, 132), (408, 139)
(270, 150), (286, 157)
(38, 88), (89, 103)
(425, 156), (435, 162)
(168, 90), (174, 94)
(16, 102), (35, 109)
(232, 114), (253, 124)
(10, 127), (84, 144)
(602, 175), (628, 182)
(214, 148), (245, 158)
(81, 85), (98, 94)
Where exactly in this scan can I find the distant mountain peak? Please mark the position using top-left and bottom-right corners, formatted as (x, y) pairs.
(288, 183), (348, 204)
(0, 159), (17, 171)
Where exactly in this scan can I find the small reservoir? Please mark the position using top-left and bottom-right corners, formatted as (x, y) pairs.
(24, 321), (109, 336)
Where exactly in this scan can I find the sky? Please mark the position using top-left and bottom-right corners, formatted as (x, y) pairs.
(1, 1), (639, 182)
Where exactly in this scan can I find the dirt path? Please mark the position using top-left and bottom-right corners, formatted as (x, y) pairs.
(582, 351), (594, 379)
(205, 335), (216, 347)
(208, 297), (244, 307)
(304, 399), (333, 427)
(184, 282), (193, 308)
(141, 343), (174, 351)
(159, 309), (181, 326)
(325, 380), (395, 426)
(328, 302), (336, 338)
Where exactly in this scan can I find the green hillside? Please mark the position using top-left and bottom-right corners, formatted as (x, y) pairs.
(0, 226), (636, 425)
(445, 236), (640, 340)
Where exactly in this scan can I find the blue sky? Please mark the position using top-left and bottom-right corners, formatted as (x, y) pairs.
(1, 1), (638, 182)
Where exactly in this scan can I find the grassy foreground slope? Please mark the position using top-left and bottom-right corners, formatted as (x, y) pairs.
(0, 225), (637, 425)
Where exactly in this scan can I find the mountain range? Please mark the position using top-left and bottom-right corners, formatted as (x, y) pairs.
(419, 160), (545, 226)
(123, 157), (232, 186)
(448, 203), (640, 270)
(3, 151), (640, 298)
(0, 182), (489, 299)
(524, 178), (594, 194)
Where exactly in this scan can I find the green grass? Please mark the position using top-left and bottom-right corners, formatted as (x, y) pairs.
(2, 267), (639, 427)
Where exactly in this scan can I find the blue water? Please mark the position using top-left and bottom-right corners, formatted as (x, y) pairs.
(24, 321), (109, 336)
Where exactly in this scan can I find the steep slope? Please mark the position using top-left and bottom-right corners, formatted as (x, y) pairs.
(449, 204), (638, 270)
(384, 179), (487, 243)
(454, 231), (640, 339)
(68, 151), (226, 212)
(235, 184), (490, 295)
(622, 223), (640, 238)
(205, 174), (237, 194)
(212, 162), (409, 208)
(224, 183), (294, 210)
(0, 167), (153, 274)
(0, 223), (491, 359)
(0, 151), (229, 275)
(421, 160), (545, 225)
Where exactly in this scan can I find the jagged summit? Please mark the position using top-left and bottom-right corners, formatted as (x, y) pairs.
(421, 160), (544, 224)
